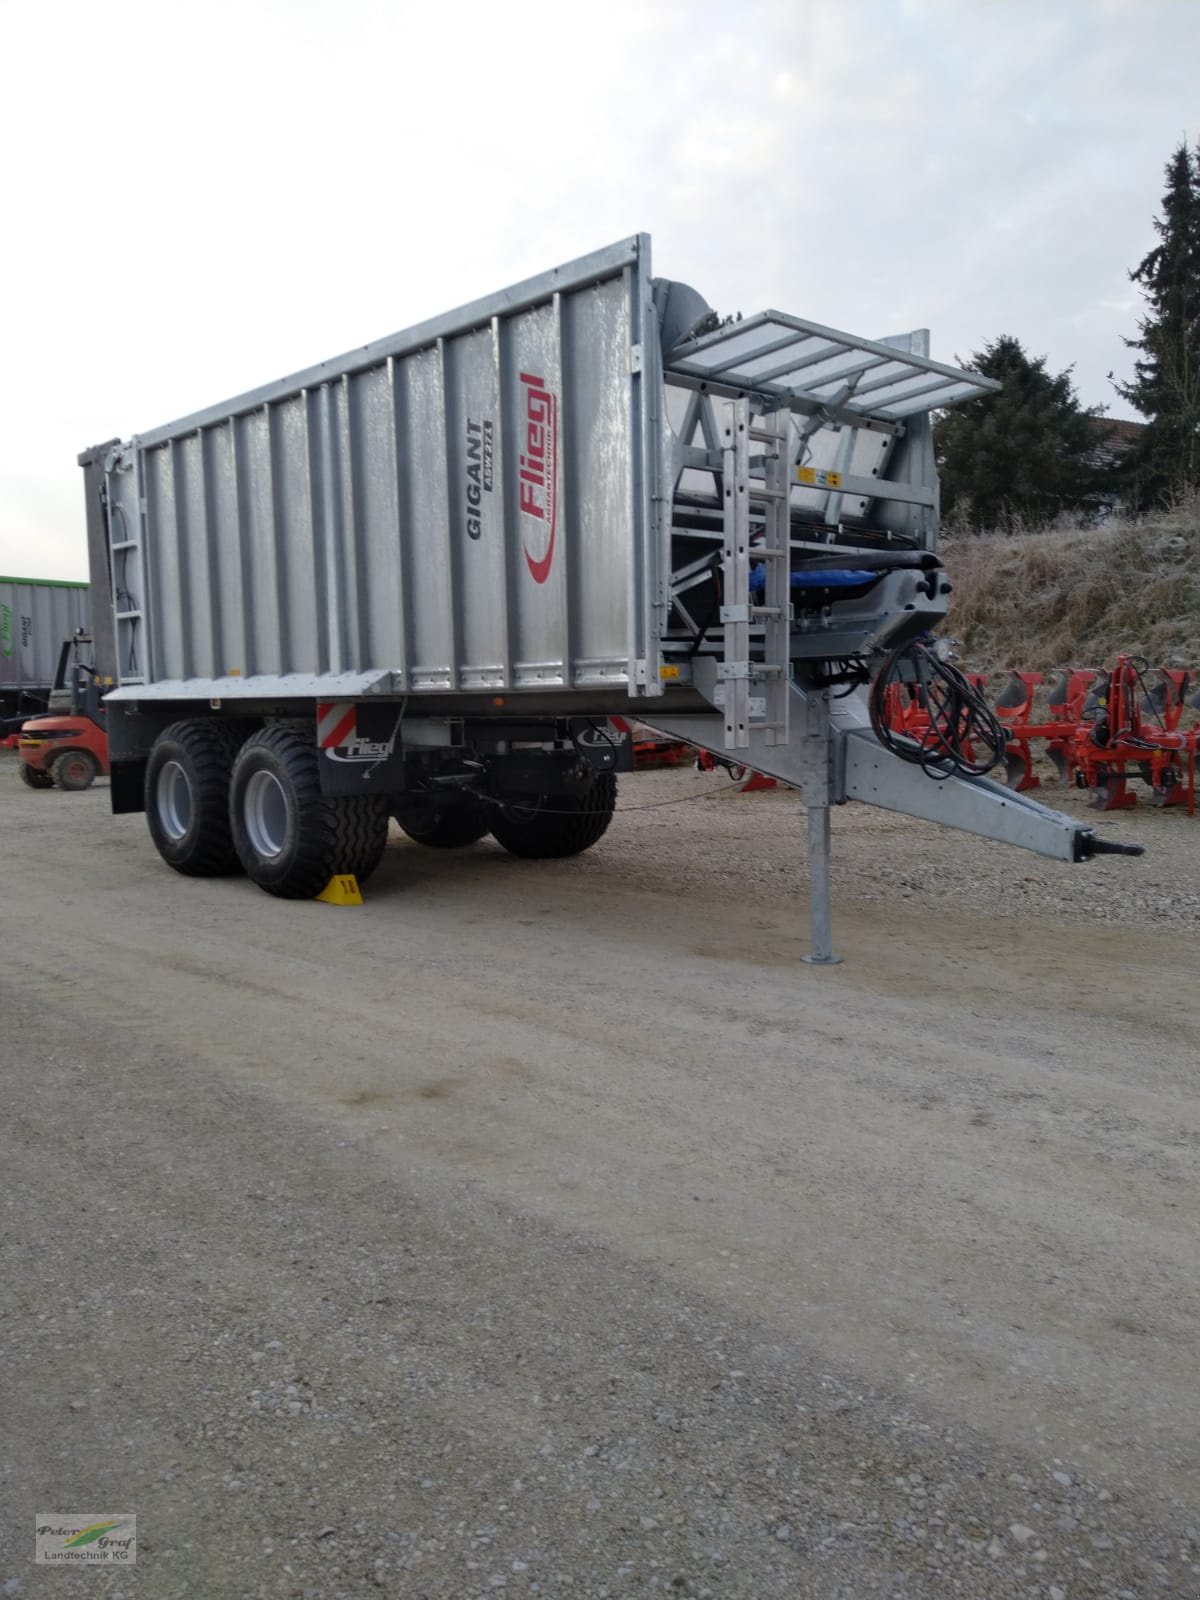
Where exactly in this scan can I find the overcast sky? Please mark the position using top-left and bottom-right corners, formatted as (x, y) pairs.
(1, 0), (1195, 581)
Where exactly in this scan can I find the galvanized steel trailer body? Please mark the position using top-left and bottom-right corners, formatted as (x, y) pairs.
(90, 235), (1129, 957)
(0, 577), (91, 723)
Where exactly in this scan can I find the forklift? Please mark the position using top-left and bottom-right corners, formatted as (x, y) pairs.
(17, 631), (110, 790)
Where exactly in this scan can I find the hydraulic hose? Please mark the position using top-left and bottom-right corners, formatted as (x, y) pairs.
(869, 638), (1008, 781)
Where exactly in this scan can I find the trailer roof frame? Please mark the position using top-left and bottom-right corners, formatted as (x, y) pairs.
(665, 310), (1000, 421)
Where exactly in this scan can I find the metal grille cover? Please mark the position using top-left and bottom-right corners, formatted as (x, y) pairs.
(665, 311), (999, 420)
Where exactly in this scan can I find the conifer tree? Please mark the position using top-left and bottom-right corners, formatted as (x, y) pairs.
(935, 336), (1102, 531)
(1114, 141), (1200, 509)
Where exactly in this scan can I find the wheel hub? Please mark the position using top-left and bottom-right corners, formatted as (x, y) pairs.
(244, 769), (290, 858)
(156, 760), (194, 841)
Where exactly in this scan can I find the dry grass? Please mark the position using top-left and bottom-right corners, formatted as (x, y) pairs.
(943, 496), (1200, 671)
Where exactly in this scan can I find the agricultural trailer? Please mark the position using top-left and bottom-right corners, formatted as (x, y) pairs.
(0, 575), (91, 730)
(85, 235), (1139, 961)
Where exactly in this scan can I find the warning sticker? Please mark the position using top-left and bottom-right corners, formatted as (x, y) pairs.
(796, 467), (842, 489)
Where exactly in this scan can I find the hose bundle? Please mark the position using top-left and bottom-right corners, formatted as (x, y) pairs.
(869, 638), (1007, 780)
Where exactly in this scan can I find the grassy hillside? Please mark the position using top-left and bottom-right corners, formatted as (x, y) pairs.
(943, 497), (1200, 671)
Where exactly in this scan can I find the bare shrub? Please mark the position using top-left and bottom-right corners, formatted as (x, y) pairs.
(942, 497), (1200, 670)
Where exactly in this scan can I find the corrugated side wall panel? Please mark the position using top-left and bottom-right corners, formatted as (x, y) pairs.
(509, 300), (566, 687)
(563, 277), (635, 686)
(277, 395), (323, 676)
(349, 364), (406, 679)
(446, 326), (507, 689)
(113, 237), (650, 699)
(402, 347), (455, 689)
(239, 408), (284, 677)
(210, 422), (248, 679)
(0, 581), (91, 695)
(144, 446), (184, 681)
(180, 434), (217, 681)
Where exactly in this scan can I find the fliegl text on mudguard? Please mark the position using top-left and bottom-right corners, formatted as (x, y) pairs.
(316, 702), (407, 796)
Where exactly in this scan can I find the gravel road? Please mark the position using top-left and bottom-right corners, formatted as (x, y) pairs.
(2, 753), (1197, 1599)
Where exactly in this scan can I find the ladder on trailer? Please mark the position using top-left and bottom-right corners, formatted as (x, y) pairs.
(107, 446), (148, 686)
(719, 400), (791, 752)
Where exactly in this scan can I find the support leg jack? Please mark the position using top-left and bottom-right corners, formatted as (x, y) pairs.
(801, 803), (842, 966)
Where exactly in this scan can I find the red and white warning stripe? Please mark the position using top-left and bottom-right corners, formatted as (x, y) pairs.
(317, 701), (357, 749)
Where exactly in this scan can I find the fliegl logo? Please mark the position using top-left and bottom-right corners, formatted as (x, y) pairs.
(518, 371), (558, 584)
(35, 1512), (137, 1563)
(325, 730), (398, 766)
(316, 702), (403, 779)
(575, 721), (628, 749)
(0, 603), (12, 658)
(317, 703), (397, 764)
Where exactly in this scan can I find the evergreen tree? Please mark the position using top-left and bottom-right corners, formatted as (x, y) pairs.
(934, 336), (1103, 531)
(1114, 140), (1200, 509)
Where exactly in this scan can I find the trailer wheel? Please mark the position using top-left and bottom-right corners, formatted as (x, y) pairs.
(51, 749), (100, 791)
(231, 725), (390, 898)
(394, 799), (492, 848)
(489, 772), (617, 859)
(146, 720), (245, 876)
(18, 761), (54, 790)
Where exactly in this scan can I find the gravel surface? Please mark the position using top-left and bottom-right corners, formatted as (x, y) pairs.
(590, 762), (1200, 933)
(2, 753), (1197, 1598)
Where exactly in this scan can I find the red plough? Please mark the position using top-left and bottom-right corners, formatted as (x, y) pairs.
(880, 656), (1198, 816)
(1057, 657), (1196, 813)
(631, 658), (1199, 817)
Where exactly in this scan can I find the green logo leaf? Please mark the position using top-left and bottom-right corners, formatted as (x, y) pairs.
(62, 1521), (122, 1548)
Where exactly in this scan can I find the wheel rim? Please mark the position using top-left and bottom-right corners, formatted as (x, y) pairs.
(62, 755), (91, 784)
(156, 759), (194, 840)
(244, 769), (290, 859)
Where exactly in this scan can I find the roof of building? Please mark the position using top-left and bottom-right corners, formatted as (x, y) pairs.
(1084, 416), (1145, 475)
(1087, 416), (1146, 446)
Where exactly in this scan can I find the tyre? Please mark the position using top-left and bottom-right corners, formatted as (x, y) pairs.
(488, 772), (617, 860)
(230, 724), (390, 898)
(18, 761), (54, 790)
(51, 748), (100, 791)
(394, 798), (493, 848)
(145, 719), (246, 876)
